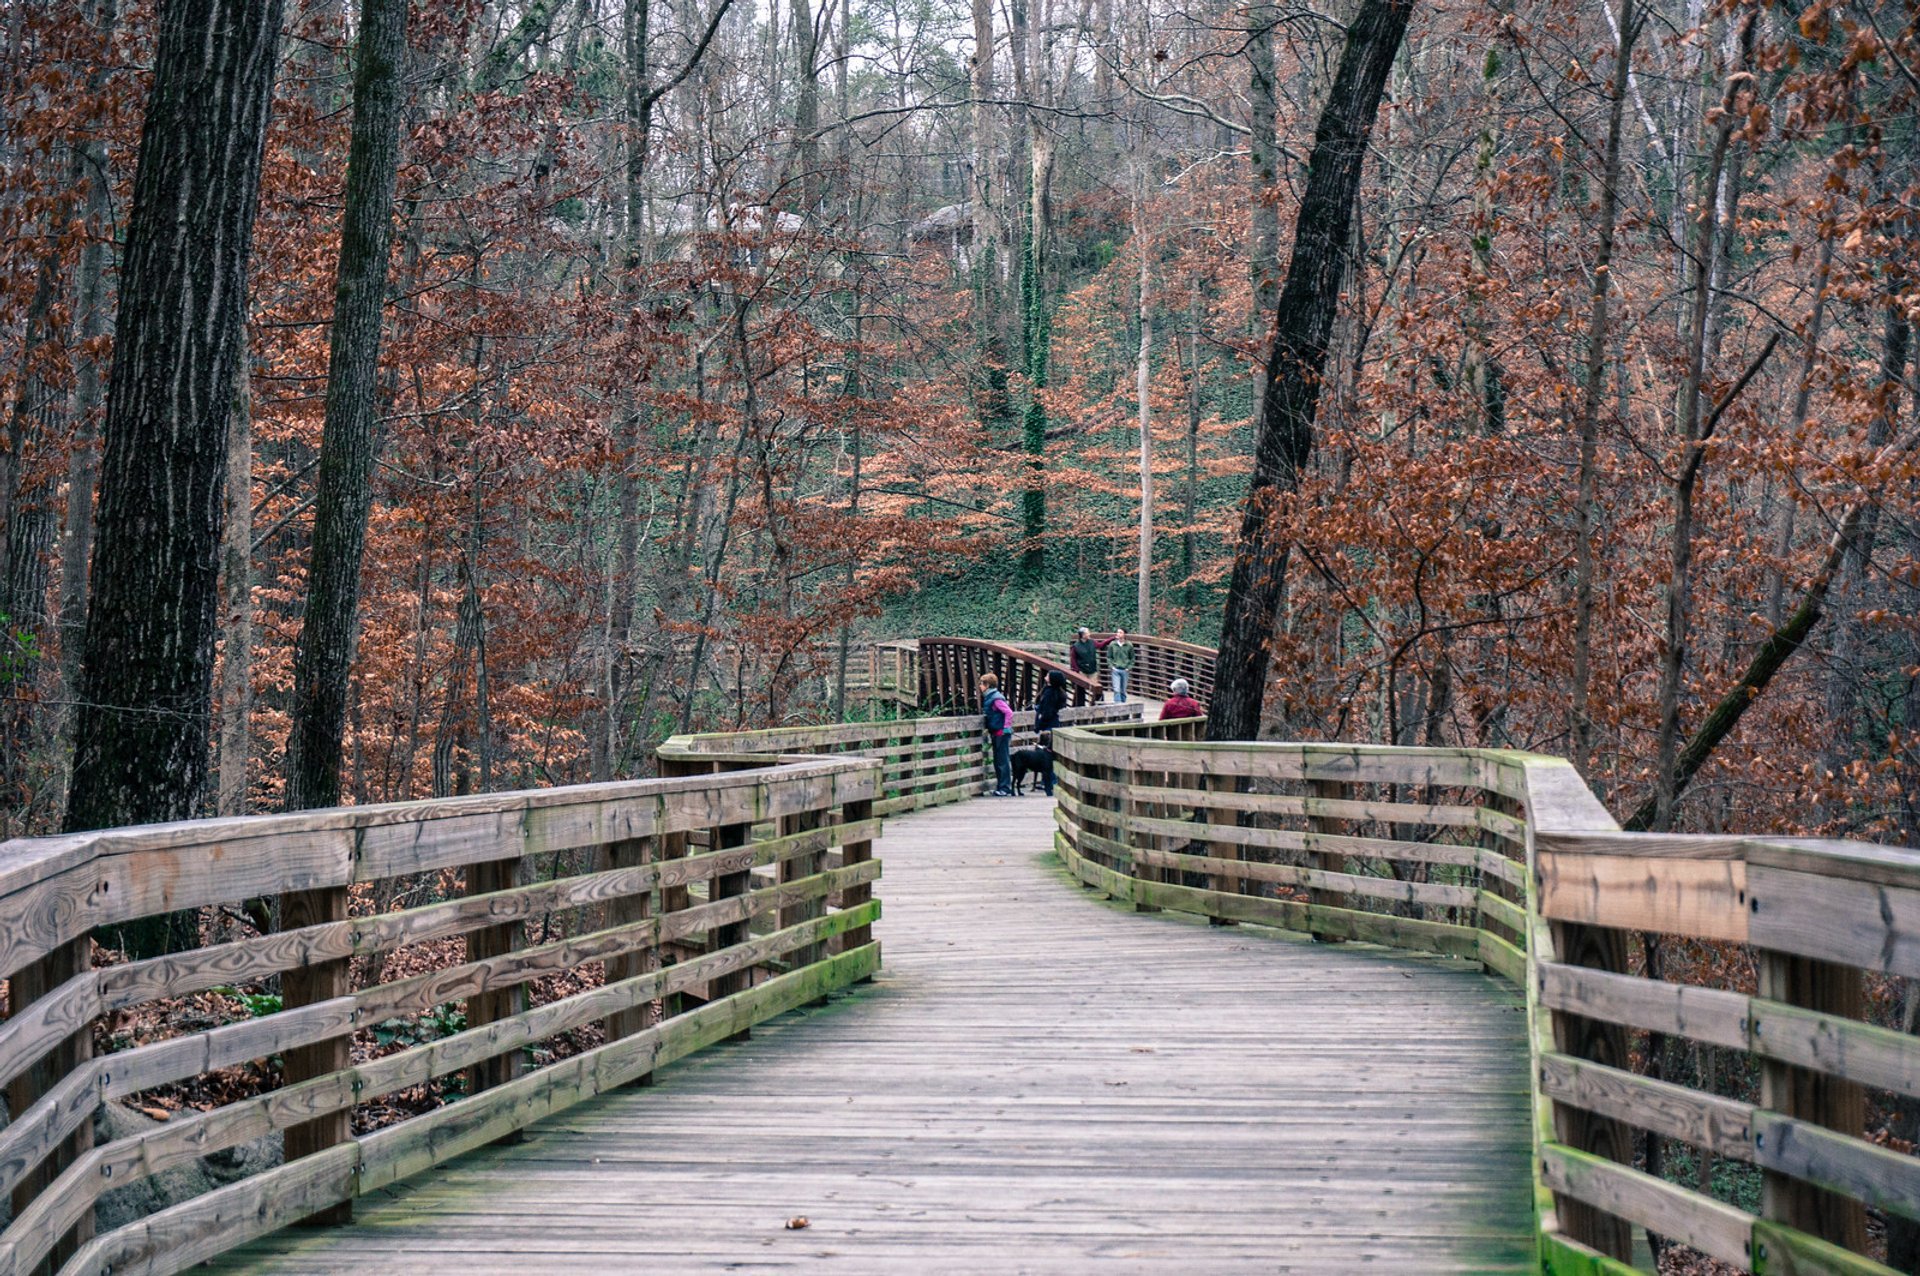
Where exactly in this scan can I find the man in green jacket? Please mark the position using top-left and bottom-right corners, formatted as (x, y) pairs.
(1105, 629), (1135, 703)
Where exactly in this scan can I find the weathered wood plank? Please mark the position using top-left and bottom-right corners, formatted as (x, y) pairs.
(1540, 1142), (1753, 1267)
(1538, 852), (1748, 942)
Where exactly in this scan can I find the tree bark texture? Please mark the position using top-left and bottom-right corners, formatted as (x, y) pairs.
(64, 0), (286, 860)
(1569, 0), (1639, 777)
(284, 0), (409, 813)
(217, 355), (254, 816)
(1207, 0), (1414, 743)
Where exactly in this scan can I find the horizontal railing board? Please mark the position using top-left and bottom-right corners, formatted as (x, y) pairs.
(1539, 1143), (1754, 1267)
(1539, 1052), (1754, 1160)
(1538, 852), (1749, 943)
(1130, 846), (1480, 910)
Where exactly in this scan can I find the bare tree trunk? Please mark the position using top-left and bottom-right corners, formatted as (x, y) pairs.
(1650, 16), (1751, 832)
(1208, 0), (1415, 742)
(65, 0), (283, 849)
(1764, 230), (1835, 629)
(1569, 0), (1640, 777)
(284, 0), (409, 812)
(1134, 171), (1153, 633)
(1247, 1), (1279, 416)
(1818, 303), (1909, 823)
(57, 1), (120, 747)
(216, 354), (254, 816)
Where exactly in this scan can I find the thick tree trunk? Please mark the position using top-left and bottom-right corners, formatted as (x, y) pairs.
(64, 0), (285, 906)
(1207, 0), (1415, 742)
(284, 0), (409, 813)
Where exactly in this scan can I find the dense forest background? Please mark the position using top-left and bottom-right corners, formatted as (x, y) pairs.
(0, 0), (1915, 847)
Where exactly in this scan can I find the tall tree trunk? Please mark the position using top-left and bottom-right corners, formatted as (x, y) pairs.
(216, 354), (254, 816)
(1818, 303), (1909, 824)
(1, 257), (58, 822)
(790, 0), (822, 211)
(1207, 0), (1415, 742)
(1763, 230), (1835, 629)
(285, 0), (409, 813)
(58, 0), (120, 748)
(1134, 171), (1153, 633)
(1569, 0), (1640, 777)
(1247, 2), (1280, 417)
(969, 0), (998, 294)
(63, 0), (285, 926)
(1651, 16), (1751, 832)
(1183, 288), (1201, 610)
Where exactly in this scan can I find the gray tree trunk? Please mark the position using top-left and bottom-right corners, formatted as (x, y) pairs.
(284, 0), (410, 812)
(63, 0), (286, 959)
(1208, 0), (1415, 742)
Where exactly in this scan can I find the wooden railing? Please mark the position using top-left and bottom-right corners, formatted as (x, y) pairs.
(0, 751), (882, 1276)
(1082, 631), (1218, 702)
(1051, 719), (1920, 1276)
(916, 637), (1101, 713)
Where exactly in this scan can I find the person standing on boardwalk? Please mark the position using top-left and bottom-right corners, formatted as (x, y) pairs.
(1033, 669), (1069, 796)
(1106, 629), (1136, 703)
(1161, 678), (1204, 721)
(979, 673), (1015, 796)
(1068, 628), (1099, 684)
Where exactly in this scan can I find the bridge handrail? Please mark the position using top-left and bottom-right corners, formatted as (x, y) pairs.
(916, 637), (1101, 712)
(1050, 720), (1920, 1276)
(0, 751), (883, 1275)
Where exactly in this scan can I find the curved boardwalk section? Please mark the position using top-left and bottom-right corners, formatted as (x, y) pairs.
(218, 798), (1534, 1274)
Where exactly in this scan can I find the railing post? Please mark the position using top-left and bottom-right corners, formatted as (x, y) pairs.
(1758, 951), (1868, 1250)
(778, 804), (827, 992)
(7, 936), (95, 1262)
(706, 809), (755, 1040)
(465, 854), (528, 1116)
(656, 755), (703, 1018)
(597, 833), (657, 1083)
(1205, 769), (1240, 925)
(1306, 778), (1346, 942)
(1545, 919), (1635, 1259)
(835, 794), (876, 970)
(1128, 748), (1160, 913)
(281, 884), (356, 1223)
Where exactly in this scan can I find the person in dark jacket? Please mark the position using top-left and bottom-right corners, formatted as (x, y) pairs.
(979, 673), (1014, 796)
(1033, 670), (1069, 796)
(1161, 677), (1205, 722)
(1069, 627), (1101, 684)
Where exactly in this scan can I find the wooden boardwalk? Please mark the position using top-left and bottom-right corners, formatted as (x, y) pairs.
(217, 796), (1535, 1274)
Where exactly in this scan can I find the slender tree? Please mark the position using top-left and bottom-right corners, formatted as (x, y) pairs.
(284, 0), (410, 812)
(1207, 0), (1416, 742)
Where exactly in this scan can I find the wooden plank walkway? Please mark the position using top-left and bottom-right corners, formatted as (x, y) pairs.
(216, 796), (1535, 1273)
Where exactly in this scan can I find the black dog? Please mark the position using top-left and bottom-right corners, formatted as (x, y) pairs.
(1010, 746), (1054, 795)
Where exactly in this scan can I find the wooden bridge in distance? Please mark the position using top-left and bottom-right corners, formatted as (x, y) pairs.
(1, 634), (1917, 1274)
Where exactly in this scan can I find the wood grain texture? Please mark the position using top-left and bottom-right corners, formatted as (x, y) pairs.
(212, 797), (1535, 1274)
